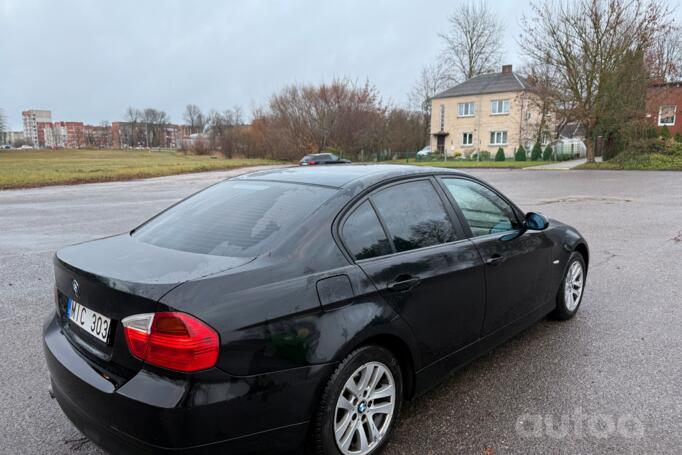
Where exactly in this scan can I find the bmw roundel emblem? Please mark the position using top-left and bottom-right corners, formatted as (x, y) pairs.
(72, 279), (80, 297)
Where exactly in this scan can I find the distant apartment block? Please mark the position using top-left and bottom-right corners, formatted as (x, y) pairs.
(20, 108), (190, 149)
(38, 121), (86, 148)
(111, 122), (188, 148)
(84, 124), (113, 148)
(22, 109), (52, 146)
(0, 130), (24, 145)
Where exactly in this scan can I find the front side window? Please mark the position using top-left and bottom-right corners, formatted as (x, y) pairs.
(491, 99), (510, 115)
(462, 132), (473, 146)
(442, 178), (520, 237)
(371, 180), (458, 253)
(658, 105), (676, 126)
(490, 131), (507, 145)
(342, 201), (392, 260)
(134, 181), (334, 257)
(458, 102), (475, 117)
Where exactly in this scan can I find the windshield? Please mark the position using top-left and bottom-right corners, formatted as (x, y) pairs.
(133, 180), (335, 257)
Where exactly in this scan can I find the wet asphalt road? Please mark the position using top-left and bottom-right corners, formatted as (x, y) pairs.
(0, 167), (680, 454)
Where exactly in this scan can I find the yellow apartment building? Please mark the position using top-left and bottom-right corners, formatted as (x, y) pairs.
(430, 65), (549, 158)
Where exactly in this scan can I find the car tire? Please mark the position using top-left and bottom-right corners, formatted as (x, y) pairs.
(311, 345), (402, 455)
(553, 252), (587, 320)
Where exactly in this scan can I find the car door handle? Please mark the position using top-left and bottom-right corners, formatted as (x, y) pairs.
(387, 277), (421, 292)
(486, 254), (506, 266)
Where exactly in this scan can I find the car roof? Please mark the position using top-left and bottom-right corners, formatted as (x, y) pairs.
(234, 164), (468, 188)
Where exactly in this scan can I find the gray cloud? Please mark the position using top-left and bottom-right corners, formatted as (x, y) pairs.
(1, 0), (534, 130)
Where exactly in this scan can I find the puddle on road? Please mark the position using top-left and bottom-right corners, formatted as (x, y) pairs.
(539, 196), (633, 205)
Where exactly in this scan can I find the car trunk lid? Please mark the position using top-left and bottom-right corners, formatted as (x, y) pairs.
(53, 233), (253, 383)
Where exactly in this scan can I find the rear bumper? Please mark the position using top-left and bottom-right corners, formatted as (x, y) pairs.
(43, 314), (334, 454)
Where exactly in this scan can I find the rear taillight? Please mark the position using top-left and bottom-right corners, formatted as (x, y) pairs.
(308, 160), (317, 165)
(122, 312), (219, 373)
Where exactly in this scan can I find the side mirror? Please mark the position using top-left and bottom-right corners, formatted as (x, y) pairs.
(524, 212), (549, 231)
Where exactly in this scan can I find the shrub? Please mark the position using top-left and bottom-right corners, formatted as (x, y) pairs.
(530, 142), (543, 160)
(675, 133), (682, 143)
(660, 125), (671, 140)
(515, 145), (527, 161)
(542, 144), (553, 161)
(495, 148), (505, 161)
(645, 125), (659, 139)
(471, 150), (491, 161)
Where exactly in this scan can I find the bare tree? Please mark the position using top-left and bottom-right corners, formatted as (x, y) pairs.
(140, 108), (169, 147)
(520, 0), (676, 162)
(0, 108), (6, 136)
(124, 107), (141, 147)
(519, 63), (569, 145)
(646, 27), (682, 82)
(408, 63), (449, 116)
(183, 104), (205, 134)
(439, 0), (504, 84)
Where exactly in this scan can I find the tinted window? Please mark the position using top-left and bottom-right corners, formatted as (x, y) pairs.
(342, 201), (392, 260)
(371, 180), (458, 253)
(134, 181), (334, 257)
(442, 178), (520, 237)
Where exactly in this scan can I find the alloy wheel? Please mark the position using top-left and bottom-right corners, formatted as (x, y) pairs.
(333, 361), (396, 455)
(564, 260), (584, 312)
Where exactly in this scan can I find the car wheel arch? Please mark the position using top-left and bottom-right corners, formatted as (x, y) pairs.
(574, 242), (589, 270)
(334, 332), (417, 400)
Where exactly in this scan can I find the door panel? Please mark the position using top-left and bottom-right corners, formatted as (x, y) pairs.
(438, 177), (554, 334)
(471, 231), (553, 334)
(341, 178), (486, 365)
(356, 241), (486, 365)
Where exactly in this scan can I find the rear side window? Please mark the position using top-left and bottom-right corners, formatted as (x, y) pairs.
(371, 180), (458, 253)
(342, 201), (392, 260)
(134, 181), (334, 257)
(442, 178), (520, 237)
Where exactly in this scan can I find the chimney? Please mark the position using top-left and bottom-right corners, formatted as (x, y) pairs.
(502, 64), (513, 74)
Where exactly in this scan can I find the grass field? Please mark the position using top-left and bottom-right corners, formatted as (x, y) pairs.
(576, 153), (682, 170)
(0, 149), (280, 189)
(387, 159), (552, 169)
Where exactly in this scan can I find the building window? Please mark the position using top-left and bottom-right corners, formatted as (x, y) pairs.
(490, 131), (508, 145)
(491, 99), (510, 115)
(658, 105), (676, 126)
(462, 132), (473, 146)
(439, 105), (445, 131)
(458, 102), (475, 117)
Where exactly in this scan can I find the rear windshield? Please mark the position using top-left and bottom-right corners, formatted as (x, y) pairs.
(133, 180), (335, 257)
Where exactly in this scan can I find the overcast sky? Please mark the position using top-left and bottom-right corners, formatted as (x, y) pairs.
(0, 0), (629, 130)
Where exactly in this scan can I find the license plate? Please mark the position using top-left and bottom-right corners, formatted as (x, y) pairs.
(67, 298), (111, 343)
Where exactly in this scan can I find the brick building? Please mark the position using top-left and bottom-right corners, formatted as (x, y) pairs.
(37, 121), (85, 148)
(646, 82), (682, 136)
(84, 124), (113, 148)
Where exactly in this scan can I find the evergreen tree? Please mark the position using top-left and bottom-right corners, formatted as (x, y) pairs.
(495, 147), (505, 161)
(530, 142), (543, 160)
(515, 145), (527, 161)
(542, 144), (553, 160)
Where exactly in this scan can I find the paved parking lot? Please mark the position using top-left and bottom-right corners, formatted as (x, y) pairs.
(0, 167), (680, 454)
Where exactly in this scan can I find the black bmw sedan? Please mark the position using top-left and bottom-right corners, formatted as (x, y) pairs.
(44, 165), (588, 455)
